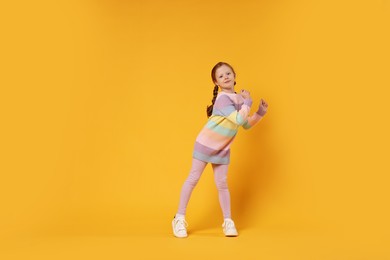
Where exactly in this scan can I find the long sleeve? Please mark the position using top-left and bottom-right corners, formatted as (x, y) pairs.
(213, 94), (251, 126)
(242, 113), (263, 129)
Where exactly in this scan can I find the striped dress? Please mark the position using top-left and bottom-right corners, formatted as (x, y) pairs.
(193, 91), (263, 165)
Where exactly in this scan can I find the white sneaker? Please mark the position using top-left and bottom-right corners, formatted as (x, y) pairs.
(222, 219), (238, 237)
(172, 216), (188, 238)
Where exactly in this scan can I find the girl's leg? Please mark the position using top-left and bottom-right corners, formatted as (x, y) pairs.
(212, 163), (231, 219)
(177, 158), (207, 215)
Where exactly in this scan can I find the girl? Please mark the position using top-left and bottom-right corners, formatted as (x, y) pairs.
(172, 62), (268, 238)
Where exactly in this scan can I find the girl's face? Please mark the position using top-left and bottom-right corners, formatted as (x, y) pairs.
(214, 65), (236, 93)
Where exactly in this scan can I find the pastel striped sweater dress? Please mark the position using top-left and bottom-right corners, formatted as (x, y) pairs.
(193, 92), (263, 165)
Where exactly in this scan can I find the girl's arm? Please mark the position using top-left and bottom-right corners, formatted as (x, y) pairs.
(213, 95), (252, 126)
(242, 113), (263, 129)
(242, 99), (268, 129)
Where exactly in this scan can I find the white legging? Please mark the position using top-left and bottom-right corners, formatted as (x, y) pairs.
(177, 158), (231, 218)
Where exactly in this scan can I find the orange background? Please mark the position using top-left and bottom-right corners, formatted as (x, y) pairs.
(1, 0), (389, 259)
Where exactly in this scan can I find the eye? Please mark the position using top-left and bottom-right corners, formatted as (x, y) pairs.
(227, 72), (231, 75)
(219, 75), (223, 78)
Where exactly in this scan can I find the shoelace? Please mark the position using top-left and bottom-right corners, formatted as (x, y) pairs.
(174, 218), (188, 232)
(223, 220), (235, 231)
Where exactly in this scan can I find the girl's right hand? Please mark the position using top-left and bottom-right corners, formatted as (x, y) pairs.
(241, 89), (253, 107)
(240, 89), (251, 99)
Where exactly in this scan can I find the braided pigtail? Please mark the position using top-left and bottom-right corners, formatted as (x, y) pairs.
(206, 85), (219, 117)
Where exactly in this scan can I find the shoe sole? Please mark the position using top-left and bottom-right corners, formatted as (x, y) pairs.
(225, 233), (238, 237)
(224, 229), (238, 237)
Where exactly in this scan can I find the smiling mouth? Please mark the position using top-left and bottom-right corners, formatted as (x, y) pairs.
(224, 80), (231, 83)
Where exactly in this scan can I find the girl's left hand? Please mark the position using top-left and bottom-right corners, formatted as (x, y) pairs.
(257, 99), (268, 116)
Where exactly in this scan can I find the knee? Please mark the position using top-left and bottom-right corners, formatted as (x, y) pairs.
(215, 178), (228, 190)
(185, 175), (200, 187)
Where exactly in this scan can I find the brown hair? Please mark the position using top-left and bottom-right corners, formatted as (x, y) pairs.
(206, 62), (236, 117)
